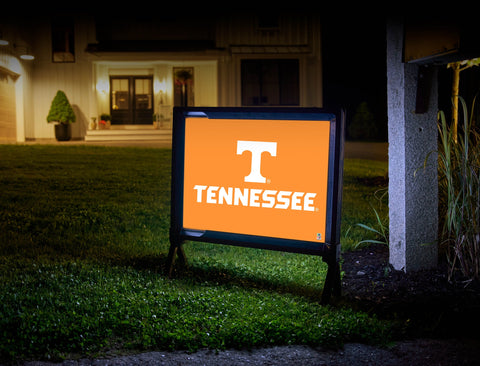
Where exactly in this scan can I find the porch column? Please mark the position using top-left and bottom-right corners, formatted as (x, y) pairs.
(386, 18), (438, 272)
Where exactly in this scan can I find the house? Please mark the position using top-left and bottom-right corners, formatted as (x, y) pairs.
(0, 11), (323, 143)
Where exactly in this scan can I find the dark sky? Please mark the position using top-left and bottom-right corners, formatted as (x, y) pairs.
(320, 13), (480, 139)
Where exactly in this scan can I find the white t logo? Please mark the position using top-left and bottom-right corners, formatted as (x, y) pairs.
(237, 140), (277, 183)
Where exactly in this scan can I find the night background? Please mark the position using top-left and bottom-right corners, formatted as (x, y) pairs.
(321, 12), (480, 141)
(2, 8), (480, 364)
(321, 14), (387, 141)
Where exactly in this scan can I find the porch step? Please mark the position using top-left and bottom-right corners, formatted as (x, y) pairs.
(85, 128), (172, 142)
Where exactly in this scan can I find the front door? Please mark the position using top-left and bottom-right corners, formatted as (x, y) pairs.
(110, 76), (153, 125)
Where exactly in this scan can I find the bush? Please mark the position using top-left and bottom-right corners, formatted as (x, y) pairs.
(46, 90), (76, 124)
(100, 113), (111, 121)
(348, 102), (377, 141)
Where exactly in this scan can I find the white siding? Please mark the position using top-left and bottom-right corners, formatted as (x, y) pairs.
(31, 16), (96, 139)
(0, 46), (34, 142)
(0, 71), (17, 141)
(3, 13), (322, 140)
(216, 14), (311, 48)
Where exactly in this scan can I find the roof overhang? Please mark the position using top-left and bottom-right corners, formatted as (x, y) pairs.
(404, 20), (480, 65)
(86, 40), (221, 54)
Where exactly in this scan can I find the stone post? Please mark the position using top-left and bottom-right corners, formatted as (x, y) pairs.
(386, 18), (438, 272)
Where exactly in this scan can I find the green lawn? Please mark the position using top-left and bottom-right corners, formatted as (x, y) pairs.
(0, 145), (389, 362)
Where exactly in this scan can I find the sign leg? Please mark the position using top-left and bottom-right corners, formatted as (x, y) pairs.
(166, 242), (187, 278)
(321, 256), (341, 305)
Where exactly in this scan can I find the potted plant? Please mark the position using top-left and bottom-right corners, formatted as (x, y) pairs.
(99, 113), (111, 129)
(47, 90), (76, 141)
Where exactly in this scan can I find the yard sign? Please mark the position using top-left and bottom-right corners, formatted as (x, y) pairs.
(168, 107), (344, 303)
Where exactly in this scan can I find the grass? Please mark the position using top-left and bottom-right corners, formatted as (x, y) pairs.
(341, 159), (389, 248)
(0, 145), (389, 362)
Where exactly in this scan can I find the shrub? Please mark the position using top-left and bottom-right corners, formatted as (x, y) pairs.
(438, 96), (480, 283)
(46, 90), (76, 124)
(100, 113), (111, 121)
(348, 102), (377, 141)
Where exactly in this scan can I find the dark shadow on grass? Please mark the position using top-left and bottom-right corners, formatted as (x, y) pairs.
(103, 252), (169, 274)
(168, 259), (326, 303)
(102, 251), (327, 302)
(94, 245), (480, 341)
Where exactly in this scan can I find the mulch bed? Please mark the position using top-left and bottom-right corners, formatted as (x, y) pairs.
(338, 244), (480, 339)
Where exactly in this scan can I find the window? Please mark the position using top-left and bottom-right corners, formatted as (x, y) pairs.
(241, 59), (299, 106)
(52, 18), (75, 62)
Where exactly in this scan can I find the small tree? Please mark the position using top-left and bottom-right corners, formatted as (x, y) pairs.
(47, 90), (76, 125)
(447, 58), (480, 142)
(348, 102), (377, 141)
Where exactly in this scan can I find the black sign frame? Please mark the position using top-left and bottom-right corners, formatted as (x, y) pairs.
(168, 107), (345, 303)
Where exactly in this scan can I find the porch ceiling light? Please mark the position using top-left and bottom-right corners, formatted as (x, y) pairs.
(16, 45), (35, 60)
(20, 53), (34, 60)
(19, 49), (34, 60)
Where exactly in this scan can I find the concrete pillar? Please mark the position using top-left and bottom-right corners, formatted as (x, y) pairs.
(387, 18), (438, 272)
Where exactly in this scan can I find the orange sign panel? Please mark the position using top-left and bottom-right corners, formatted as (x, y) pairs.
(182, 117), (331, 243)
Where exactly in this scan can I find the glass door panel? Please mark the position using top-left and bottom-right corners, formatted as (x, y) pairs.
(110, 77), (130, 124)
(111, 78), (129, 110)
(134, 78), (153, 124)
(110, 76), (153, 125)
(135, 78), (152, 109)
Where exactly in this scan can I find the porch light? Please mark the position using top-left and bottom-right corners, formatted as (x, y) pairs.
(19, 48), (34, 60)
(0, 31), (8, 46)
(20, 53), (34, 60)
(96, 78), (109, 94)
(154, 78), (167, 94)
(15, 44), (34, 60)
